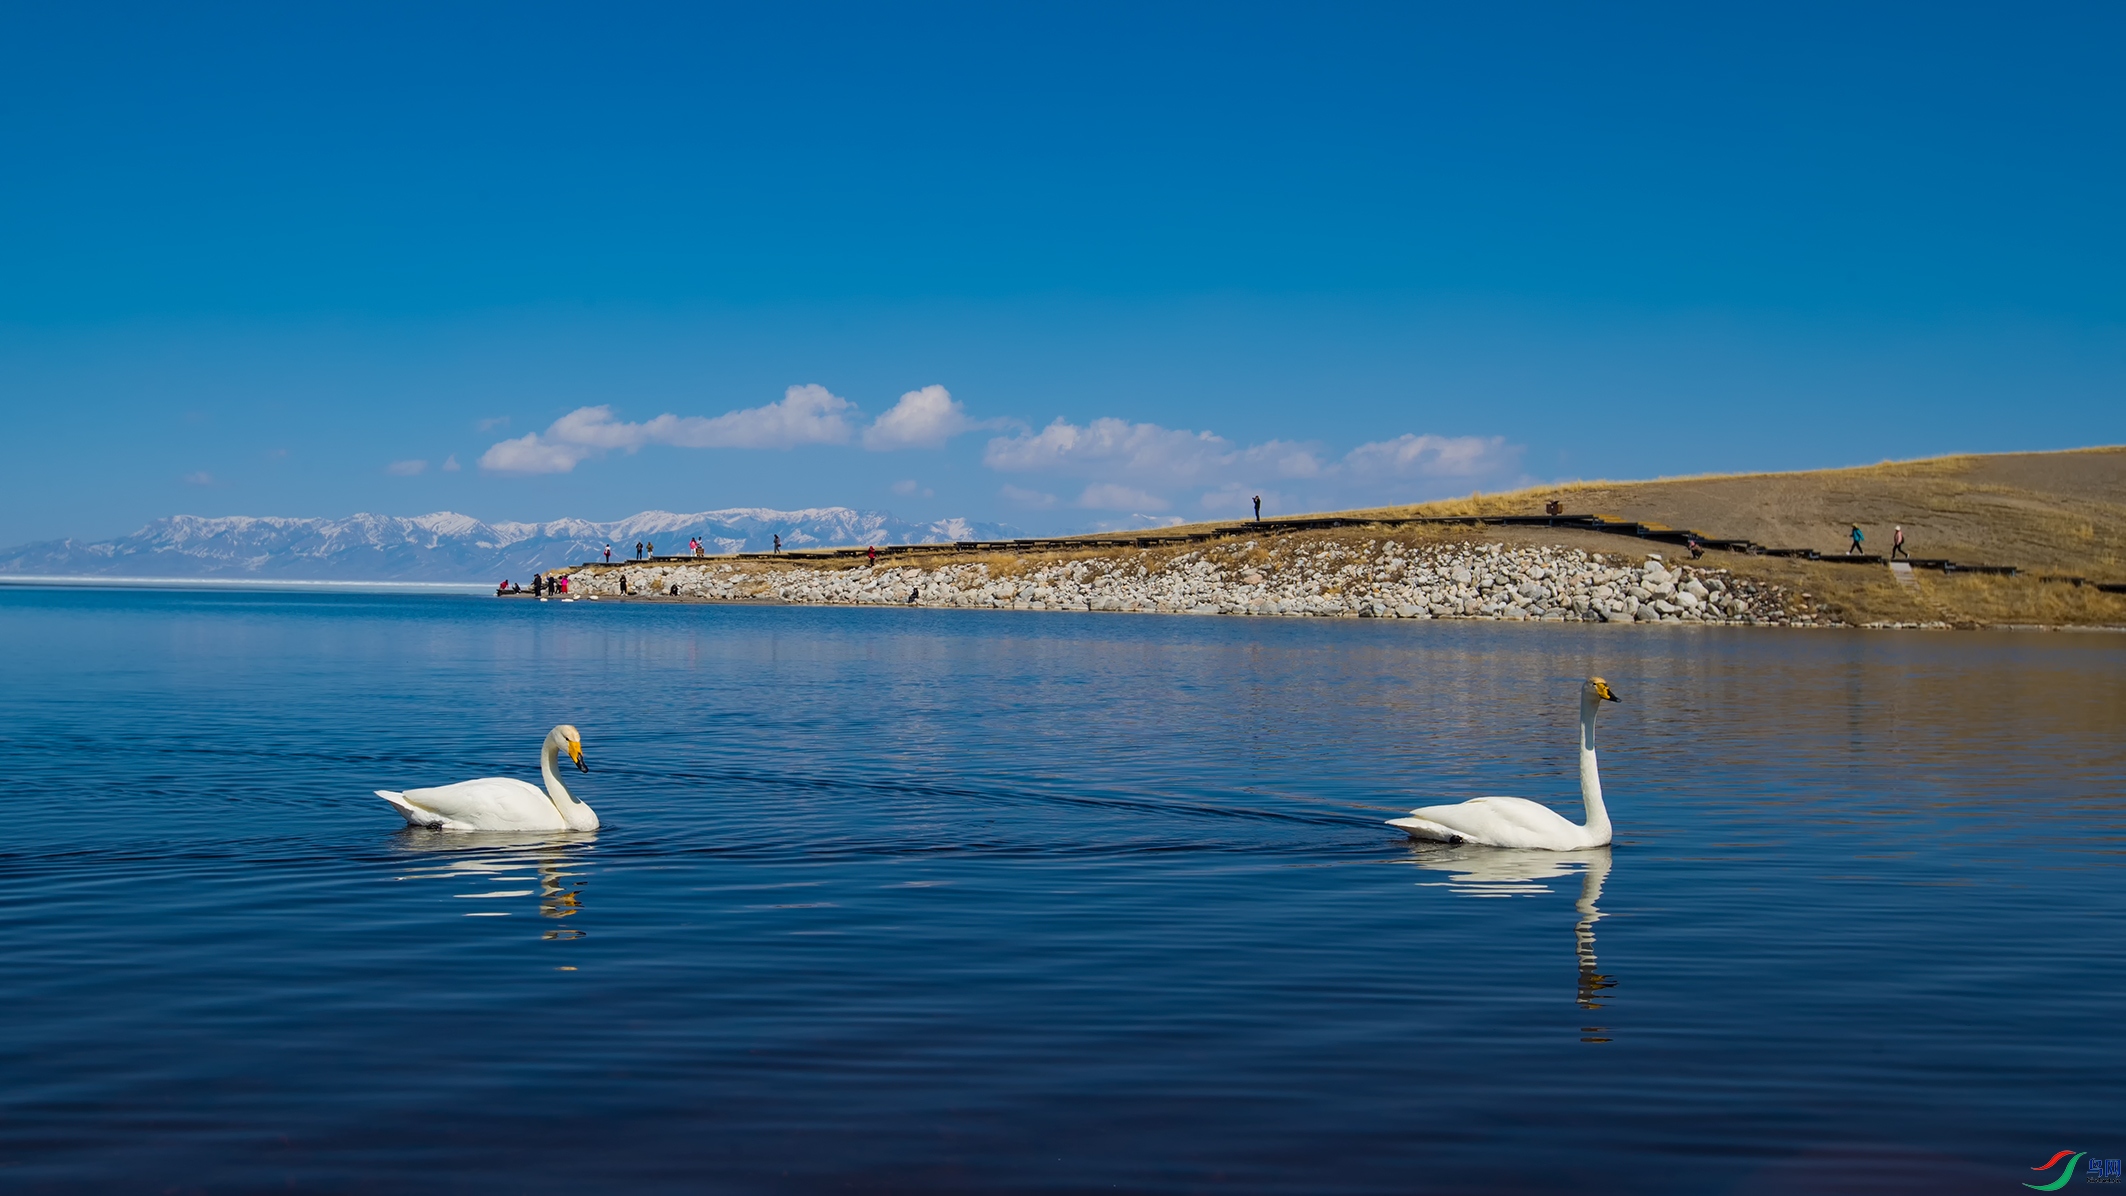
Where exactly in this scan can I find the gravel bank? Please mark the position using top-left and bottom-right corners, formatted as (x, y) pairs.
(562, 537), (1823, 625)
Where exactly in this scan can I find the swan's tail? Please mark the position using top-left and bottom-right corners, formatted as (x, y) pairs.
(1387, 815), (1461, 842)
(375, 790), (444, 828)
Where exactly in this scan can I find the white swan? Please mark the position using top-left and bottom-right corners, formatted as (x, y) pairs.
(1388, 678), (1620, 850)
(376, 725), (600, 832)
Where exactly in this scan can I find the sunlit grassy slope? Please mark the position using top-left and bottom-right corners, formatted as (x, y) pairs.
(1363, 447), (2126, 576)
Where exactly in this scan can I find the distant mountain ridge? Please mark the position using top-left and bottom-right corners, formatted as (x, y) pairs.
(0, 508), (1017, 582)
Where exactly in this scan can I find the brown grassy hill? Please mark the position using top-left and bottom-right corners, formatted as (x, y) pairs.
(1368, 446), (2126, 575)
(1074, 446), (2126, 626)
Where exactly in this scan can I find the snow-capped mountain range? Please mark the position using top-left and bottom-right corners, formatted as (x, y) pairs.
(0, 508), (1018, 582)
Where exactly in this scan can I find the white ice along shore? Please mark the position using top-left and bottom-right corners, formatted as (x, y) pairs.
(561, 538), (1819, 626)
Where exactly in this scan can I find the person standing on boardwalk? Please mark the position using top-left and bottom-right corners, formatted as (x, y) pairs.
(772, 534), (781, 554)
(1892, 525), (1908, 560)
(635, 540), (644, 560)
(646, 541), (654, 558)
(1848, 524), (1864, 555)
(1253, 495), (1261, 522)
(603, 544), (611, 564)
(867, 545), (877, 566)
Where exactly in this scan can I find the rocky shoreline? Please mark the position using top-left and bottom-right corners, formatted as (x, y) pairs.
(558, 537), (1830, 626)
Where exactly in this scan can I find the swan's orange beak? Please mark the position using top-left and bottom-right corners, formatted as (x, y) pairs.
(567, 740), (588, 772)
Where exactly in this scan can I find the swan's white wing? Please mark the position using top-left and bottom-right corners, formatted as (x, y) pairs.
(1391, 796), (1592, 850)
(378, 778), (566, 832)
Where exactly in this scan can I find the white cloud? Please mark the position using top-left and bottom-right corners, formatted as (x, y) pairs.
(479, 433), (584, 475)
(1088, 513), (1187, 532)
(889, 479), (935, 497)
(181, 471), (216, 487)
(1342, 433), (1519, 479)
(983, 417), (1321, 483)
(442, 454), (462, 472)
(477, 416), (511, 431)
(386, 459), (428, 476)
(1076, 482), (1167, 511)
(479, 385), (858, 474)
(999, 484), (1057, 509)
(983, 413), (1522, 514)
(863, 385), (984, 450)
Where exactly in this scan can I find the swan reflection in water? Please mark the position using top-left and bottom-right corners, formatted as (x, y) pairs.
(392, 830), (595, 941)
(1404, 845), (1617, 1037)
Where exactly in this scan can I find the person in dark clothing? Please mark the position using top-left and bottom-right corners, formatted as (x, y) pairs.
(907, 588), (919, 604)
(1252, 494), (1261, 522)
(533, 574), (544, 596)
(619, 574), (628, 594)
(773, 534), (781, 554)
(635, 541), (644, 559)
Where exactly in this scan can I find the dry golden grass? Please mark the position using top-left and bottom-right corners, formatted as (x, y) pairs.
(1919, 574), (2126, 627)
(1343, 446), (2126, 577)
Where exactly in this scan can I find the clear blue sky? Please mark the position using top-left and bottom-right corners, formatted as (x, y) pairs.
(3, 2), (2120, 542)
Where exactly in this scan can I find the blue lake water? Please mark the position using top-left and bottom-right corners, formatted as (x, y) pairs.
(2, 587), (2121, 1193)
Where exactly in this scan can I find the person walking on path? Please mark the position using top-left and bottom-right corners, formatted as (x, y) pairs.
(1253, 495), (1261, 522)
(867, 545), (877, 566)
(603, 544), (611, 564)
(1848, 524), (1865, 555)
(1892, 526), (1909, 560)
(772, 534), (781, 554)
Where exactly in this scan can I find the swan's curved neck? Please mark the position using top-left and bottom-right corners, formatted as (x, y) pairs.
(540, 739), (582, 824)
(1577, 696), (1611, 841)
(540, 735), (578, 807)
(539, 732), (599, 831)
